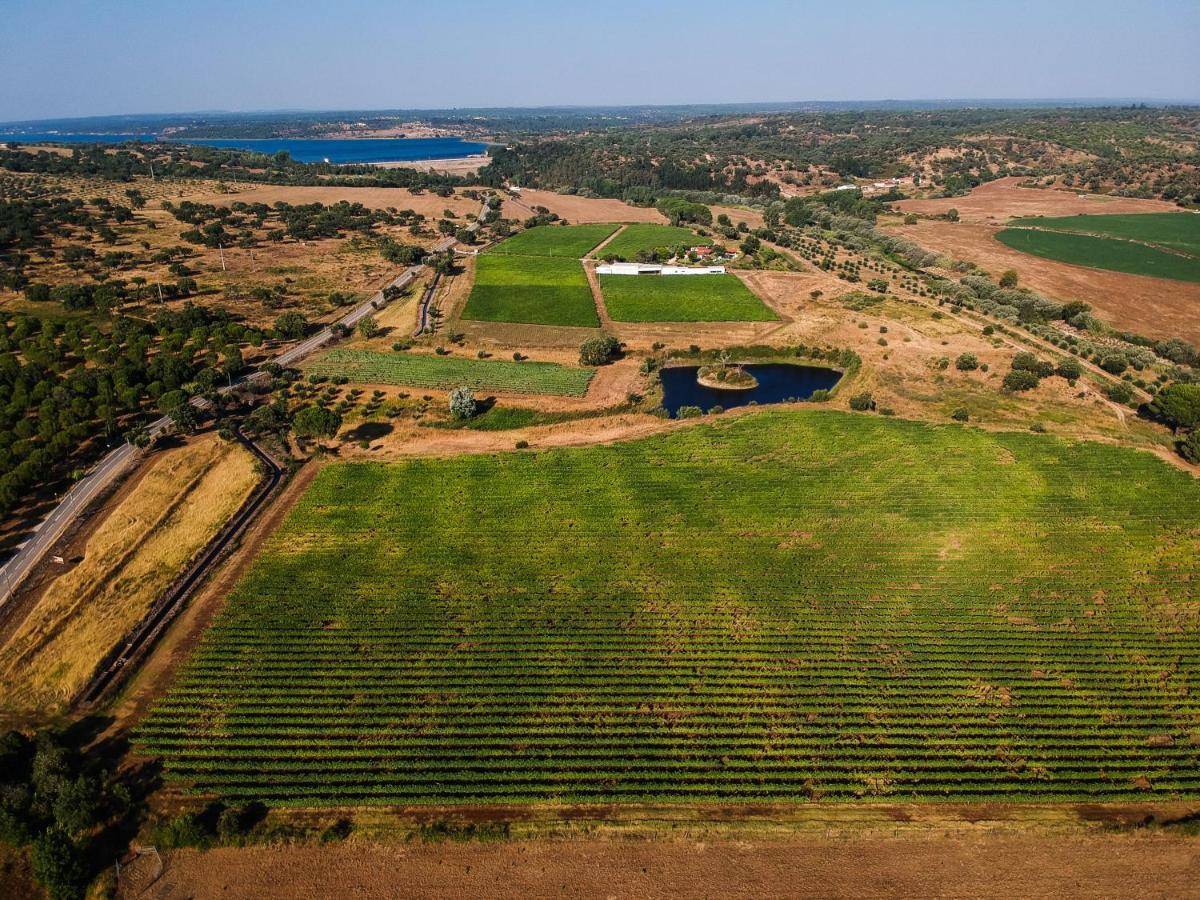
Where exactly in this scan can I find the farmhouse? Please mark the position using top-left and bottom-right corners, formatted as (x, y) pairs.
(596, 262), (726, 276)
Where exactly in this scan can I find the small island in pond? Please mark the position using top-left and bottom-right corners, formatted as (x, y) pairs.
(696, 358), (758, 390)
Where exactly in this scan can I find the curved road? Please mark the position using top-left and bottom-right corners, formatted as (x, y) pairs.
(0, 261), (429, 612)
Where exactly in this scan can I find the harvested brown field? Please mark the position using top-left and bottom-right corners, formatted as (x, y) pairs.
(130, 831), (1200, 900)
(502, 188), (666, 224)
(895, 176), (1179, 224)
(0, 435), (258, 719)
(886, 219), (1200, 346)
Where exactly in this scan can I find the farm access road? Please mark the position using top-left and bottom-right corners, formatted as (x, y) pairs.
(0, 263), (427, 612)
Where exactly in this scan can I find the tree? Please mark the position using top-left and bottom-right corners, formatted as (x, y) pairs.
(955, 353), (979, 371)
(1055, 358), (1083, 380)
(273, 312), (308, 340)
(292, 405), (342, 442)
(998, 269), (1019, 288)
(448, 387), (477, 420)
(158, 391), (198, 432)
(1099, 353), (1128, 375)
(945, 208), (959, 222)
(30, 829), (88, 900)
(1178, 428), (1200, 464)
(579, 335), (620, 366)
(849, 392), (875, 411)
(1150, 383), (1200, 432)
(1003, 370), (1040, 392)
(357, 315), (379, 339)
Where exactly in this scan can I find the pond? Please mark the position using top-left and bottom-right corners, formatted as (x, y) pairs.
(660, 363), (841, 418)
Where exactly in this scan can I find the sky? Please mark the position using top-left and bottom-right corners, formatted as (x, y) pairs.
(2, 0), (1198, 122)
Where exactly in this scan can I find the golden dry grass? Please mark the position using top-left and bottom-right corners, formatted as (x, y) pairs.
(0, 435), (259, 717)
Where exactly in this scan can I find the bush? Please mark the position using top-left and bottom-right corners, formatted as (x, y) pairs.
(982, 325), (994, 336)
(1099, 353), (1129, 375)
(955, 353), (979, 372)
(1030, 422), (1047, 433)
(951, 408), (969, 422)
(676, 406), (703, 419)
(1105, 382), (1134, 404)
(808, 389), (831, 403)
(579, 335), (620, 366)
(999, 269), (1019, 288)
(151, 812), (211, 850)
(449, 387), (477, 420)
(1003, 370), (1040, 392)
(1055, 358), (1083, 380)
(515, 440), (529, 449)
(849, 392), (875, 412)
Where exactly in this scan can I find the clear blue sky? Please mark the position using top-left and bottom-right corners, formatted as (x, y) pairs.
(2, 0), (1197, 121)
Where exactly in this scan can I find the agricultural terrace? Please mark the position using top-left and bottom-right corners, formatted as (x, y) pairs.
(599, 224), (712, 259)
(599, 273), (778, 322)
(994, 227), (1200, 283)
(485, 223), (619, 258)
(1006, 213), (1200, 256)
(304, 350), (594, 397)
(140, 411), (1200, 805)
(462, 256), (599, 327)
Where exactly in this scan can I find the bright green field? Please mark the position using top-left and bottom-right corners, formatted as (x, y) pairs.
(485, 224), (619, 258)
(304, 349), (594, 396)
(139, 411), (1200, 805)
(599, 223), (711, 259)
(462, 255), (599, 327)
(600, 273), (778, 322)
(995, 228), (1200, 283)
(1007, 213), (1200, 255)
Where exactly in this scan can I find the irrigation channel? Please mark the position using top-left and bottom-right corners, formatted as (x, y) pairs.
(660, 363), (842, 417)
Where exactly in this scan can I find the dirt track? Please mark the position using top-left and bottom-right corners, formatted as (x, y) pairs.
(137, 832), (1200, 899)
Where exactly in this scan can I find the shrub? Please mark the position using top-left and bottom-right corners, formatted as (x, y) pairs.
(448, 387), (477, 420)
(579, 335), (620, 366)
(31, 829), (89, 900)
(849, 392), (875, 412)
(515, 440), (529, 449)
(808, 389), (831, 403)
(955, 353), (979, 372)
(1099, 353), (1129, 375)
(1105, 382), (1134, 404)
(999, 269), (1019, 288)
(1055, 358), (1083, 380)
(982, 325), (994, 336)
(1003, 370), (1040, 392)
(676, 405), (703, 419)
(951, 408), (969, 422)
(1030, 422), (1047, 433)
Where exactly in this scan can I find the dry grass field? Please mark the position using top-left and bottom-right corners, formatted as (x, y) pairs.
(0, 435), (258, 720)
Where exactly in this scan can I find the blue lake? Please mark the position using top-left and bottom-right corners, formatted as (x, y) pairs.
(0, 134), (488, 164)
(660, 364), (842, 417)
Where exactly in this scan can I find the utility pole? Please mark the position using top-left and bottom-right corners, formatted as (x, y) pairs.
(218, 243), (227, 272)
(156, 282), (164, 305)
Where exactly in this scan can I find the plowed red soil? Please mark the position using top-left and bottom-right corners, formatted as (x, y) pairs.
(502, 189), (666, 224)
(894, 177), (1180, 224)
(886, 220), (1200, 346)
(134, 832), (1200, 899)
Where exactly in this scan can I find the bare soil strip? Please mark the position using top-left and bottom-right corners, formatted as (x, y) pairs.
(134, 831), (1200, 900)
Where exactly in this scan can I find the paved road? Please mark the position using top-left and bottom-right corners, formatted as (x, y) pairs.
(0, 261), (428, 611)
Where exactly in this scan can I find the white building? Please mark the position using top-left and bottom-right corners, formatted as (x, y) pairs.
(596, 262), (726, 276)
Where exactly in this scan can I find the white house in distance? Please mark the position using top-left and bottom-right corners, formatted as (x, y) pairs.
(596, 262), (726, 276)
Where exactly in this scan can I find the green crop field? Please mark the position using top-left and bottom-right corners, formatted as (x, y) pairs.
(139, 411), (1200, 805)
(599, 273), (778, 322)
(1007, 213), (1200, 256)
(995, 227), (1200, 283)
(486, 223), (619, 258)
(599, 224), (711, 259)
(462, 255), (599, 327)
(304, 349), (594, 396)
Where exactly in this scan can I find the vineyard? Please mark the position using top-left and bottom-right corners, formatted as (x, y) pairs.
(462, 256), (600, 327)
(485, 223), (619, 258)
(138, 411), (1200, 806)
(303, 349), (595, 396)
(599, 223), (711, 259)
(599, 273), (778, 322)
(994, 227), (1200, 283)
